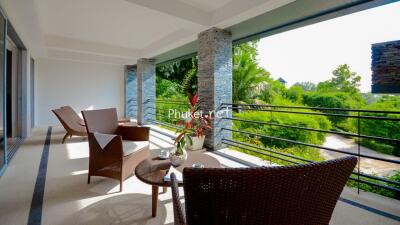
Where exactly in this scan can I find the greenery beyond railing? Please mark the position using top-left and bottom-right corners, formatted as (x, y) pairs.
(219, 103), (400, 199)
(151, 99), (400, 199)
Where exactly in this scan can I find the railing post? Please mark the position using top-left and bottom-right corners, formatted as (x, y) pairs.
(357, 111), (361, 194)
(198, 27), (232, 150)
(136, 58), (156, 125)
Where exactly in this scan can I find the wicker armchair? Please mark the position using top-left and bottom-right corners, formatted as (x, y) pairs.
(170, 156), (357, 225)
(52, 108), (87, 143)
(82, 108), (150, 192)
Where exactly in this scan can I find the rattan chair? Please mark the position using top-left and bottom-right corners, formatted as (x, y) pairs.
(170, 156), (357, 225)
(82, 108), (150, 192)
(52, 108), (87, 143)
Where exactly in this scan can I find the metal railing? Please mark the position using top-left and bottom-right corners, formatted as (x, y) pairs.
(148, 99), (188, 130)
(220, 103), (400, 195)
(147, 99), (400, 195)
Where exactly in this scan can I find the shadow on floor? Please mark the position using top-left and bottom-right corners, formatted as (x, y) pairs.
(62, 193), (168, 225)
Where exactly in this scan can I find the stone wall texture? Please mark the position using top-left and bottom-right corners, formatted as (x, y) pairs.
(371, 40), (400, 93)
(198, 27), (232, 149)
(125, 66), (137, 118)
(137, 59), (156, 125)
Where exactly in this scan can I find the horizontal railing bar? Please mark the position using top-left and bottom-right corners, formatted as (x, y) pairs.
(223, 139), (400, 186)
(155, 100), (187, 103)
(221, 103), (400, 114)
(149, 119), (179, 130)
(349, 177), (400, 193)
(224, 106), (400, 121)
(222, 138), (312, 163)
(224, 140), (399, 191)
(222, 140), (300, 165)
(224, 117), (399, 143)
(358, 172), (400, 186)
(156, 102), (188, 106)
(222, 128), (400, 164)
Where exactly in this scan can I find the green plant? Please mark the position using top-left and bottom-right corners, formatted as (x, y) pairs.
(175, 93), (211, 154)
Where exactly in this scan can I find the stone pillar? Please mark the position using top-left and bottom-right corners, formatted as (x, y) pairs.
(137, 58), (156, 125)
(198, 27), (232, 150)
(125, 65), (137, 119)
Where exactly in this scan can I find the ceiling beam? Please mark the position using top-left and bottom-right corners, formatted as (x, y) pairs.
(125, 0), (210, 27)
(44, 35), (140, 59)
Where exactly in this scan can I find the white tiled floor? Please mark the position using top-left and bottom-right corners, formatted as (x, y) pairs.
(0, 126), (399, 225)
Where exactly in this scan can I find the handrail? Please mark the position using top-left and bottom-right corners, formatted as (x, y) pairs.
(221, 102), (400, 114)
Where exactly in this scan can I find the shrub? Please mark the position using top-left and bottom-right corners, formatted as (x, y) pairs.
(303, 91), (361, 128)
(356, 98), (400, 156)
(232, 106), (331, 164)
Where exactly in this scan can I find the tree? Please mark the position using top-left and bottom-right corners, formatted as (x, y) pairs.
(233, 42), (270, 103)
(287, 85), (304, 103)
(317, 64), (361, 94)
(156, 57), (197, 83)
(293, 81), (316, 91)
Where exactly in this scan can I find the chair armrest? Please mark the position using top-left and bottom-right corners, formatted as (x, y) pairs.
(170, 173), (187, 225)
(117, 126), (150, 141)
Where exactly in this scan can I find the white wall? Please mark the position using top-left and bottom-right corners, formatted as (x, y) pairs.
(36, 58), (125, 127)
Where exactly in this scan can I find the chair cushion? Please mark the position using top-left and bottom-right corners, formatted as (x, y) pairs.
(122, 141), (148, 156)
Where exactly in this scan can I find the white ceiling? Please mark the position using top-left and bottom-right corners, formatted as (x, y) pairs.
(0, 0), (294, 65)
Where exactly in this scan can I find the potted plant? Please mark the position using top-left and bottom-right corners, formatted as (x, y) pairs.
(177, 93), (211, 151)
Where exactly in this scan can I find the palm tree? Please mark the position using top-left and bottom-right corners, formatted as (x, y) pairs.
(233, 51), (269, 103)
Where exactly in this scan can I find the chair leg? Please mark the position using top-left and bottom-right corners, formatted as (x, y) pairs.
(87, 174), (91, 184)
(120, 179), (123, 192)
(62, 133), (69, 144)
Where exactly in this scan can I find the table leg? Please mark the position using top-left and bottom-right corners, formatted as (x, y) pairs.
(162, 186), (167, 193)
(152, 186), (159, 217)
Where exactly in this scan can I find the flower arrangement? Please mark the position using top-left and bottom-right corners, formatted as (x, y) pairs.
(174, 92), (211, 153)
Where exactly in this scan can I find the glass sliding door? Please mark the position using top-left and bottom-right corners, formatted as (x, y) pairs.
(0, 10), (6, 174)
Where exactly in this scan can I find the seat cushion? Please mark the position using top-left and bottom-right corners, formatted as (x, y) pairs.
(122, 141), (149, 156)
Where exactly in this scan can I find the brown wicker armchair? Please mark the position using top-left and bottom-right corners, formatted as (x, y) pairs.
(170, 156), (357, 225)
(52, 108), (87, 143)
(82, 108), (150, 192)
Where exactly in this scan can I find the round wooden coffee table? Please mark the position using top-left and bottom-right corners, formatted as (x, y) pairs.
(135, 150), (220, 217)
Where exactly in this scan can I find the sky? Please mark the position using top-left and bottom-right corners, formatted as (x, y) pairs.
(257, 1), (400, 93)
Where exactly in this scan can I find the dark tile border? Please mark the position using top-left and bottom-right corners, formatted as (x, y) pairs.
(27, 126), (52, 225)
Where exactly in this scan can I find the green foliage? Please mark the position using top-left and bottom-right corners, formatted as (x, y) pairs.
(286, 85), (304, 103)
(258, 79), (287, 104)
(232, 42), (270, 103)
(357, 97), (400, 156)
(317, 64), (361, 94)
(347, 171), (400, 199)
(182, 68), (198, 98)
(232, 106), (331, 165)
(293, 81), (316, 91)
(156, 57), (197, 83)
(302, 92), (356, 125)
(156, 76), (183, 98)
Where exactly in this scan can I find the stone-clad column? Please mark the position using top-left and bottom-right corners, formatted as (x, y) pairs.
(137, 58), (156, 125)
(125, 65), (137, 119)
(198, 27), (232, 150)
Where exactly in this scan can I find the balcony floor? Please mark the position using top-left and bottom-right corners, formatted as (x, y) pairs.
(0, 126), (399, 225)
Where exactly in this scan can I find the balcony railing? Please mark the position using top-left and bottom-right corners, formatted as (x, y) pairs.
(148, 99), (188, 130)
(149, 99), (400, 197)
(220, 103), (400, 196)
